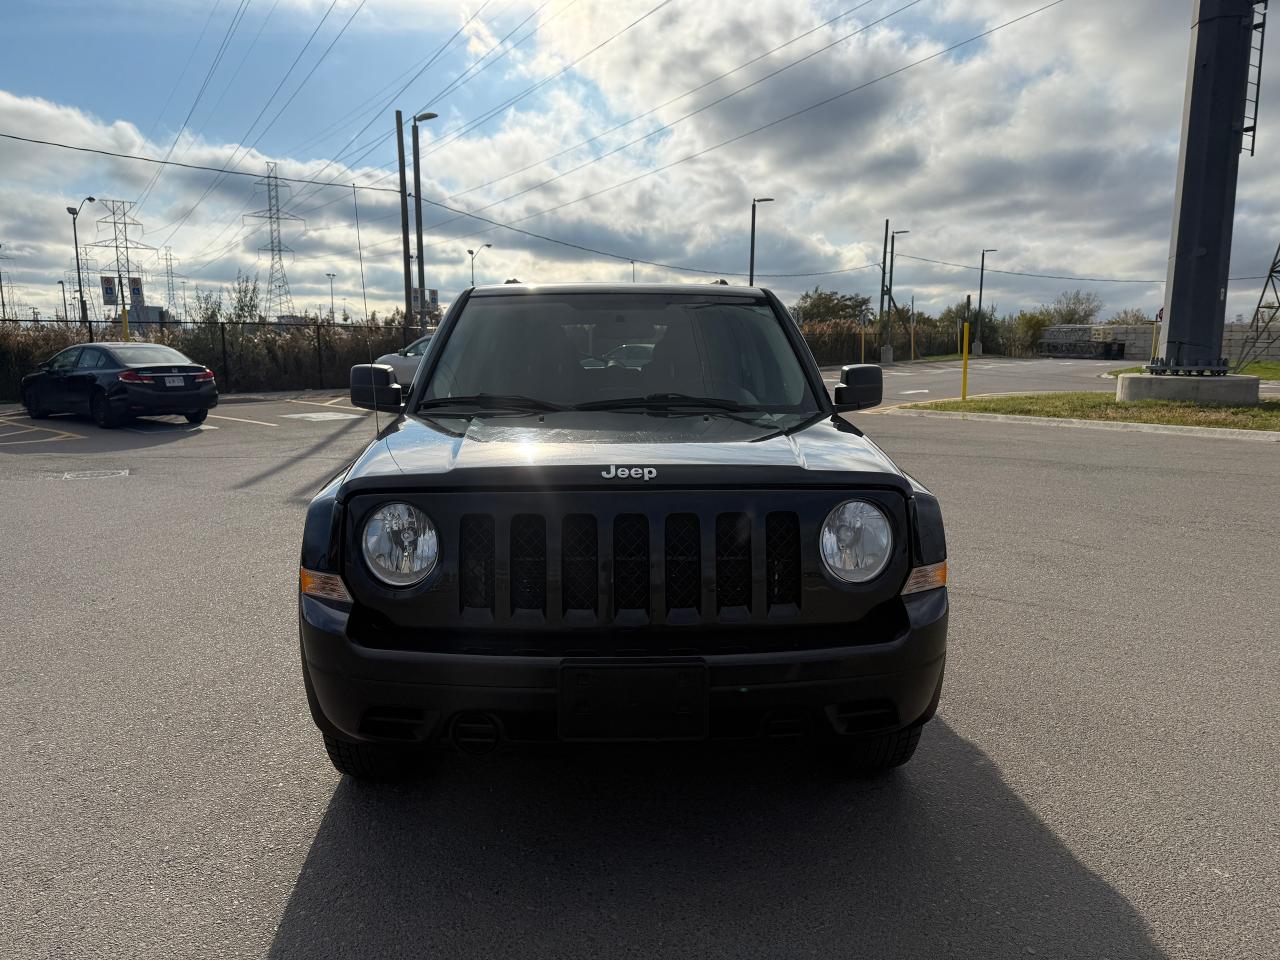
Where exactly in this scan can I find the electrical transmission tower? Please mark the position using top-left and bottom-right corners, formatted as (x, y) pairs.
(1235, 239), (1280, 369)
(162, 246), (180, 319)
(245, 162), (304, 319)
(88, 200), (155, 320)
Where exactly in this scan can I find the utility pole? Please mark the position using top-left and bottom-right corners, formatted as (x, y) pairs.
(326, 272), (336, 321)
(748, 197), (774, 285)
(0, 243), (9, 320)
(181, 279), (188, 322)
(395, 110), (413, 345)
(977, 248), (997, 349)
(411, 112), (437, 332)
(1155, 0), (1267, 374)
(888, 229), (909, 329)
(878, 219), (890, 332)
(58, 280), (68, 323)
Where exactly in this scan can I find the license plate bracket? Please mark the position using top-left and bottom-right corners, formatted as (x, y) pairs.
(558, 660), (709, 742)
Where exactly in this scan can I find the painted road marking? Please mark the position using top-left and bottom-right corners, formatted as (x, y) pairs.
(63, 469), (129, 480)
(209, 413), (278, 427)
(900, 389), (930, 395)
(281, 411), (363, 422)
(0, 416), (83, 444)
(1059, 362), (1075, 365)
(882, 371), (914, 377)
(285, 398), (364, 411)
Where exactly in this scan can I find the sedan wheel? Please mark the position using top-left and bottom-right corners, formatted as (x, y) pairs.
(23, 390), (48, 419)
(185, 409), (208, 425)
(91, 392), (118, 430)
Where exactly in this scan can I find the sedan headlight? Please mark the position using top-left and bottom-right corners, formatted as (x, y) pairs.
(820, 500), (893, 583)
(362, 502), (438, 586)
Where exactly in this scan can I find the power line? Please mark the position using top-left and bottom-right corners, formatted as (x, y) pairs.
(897, 253), (1267, 284)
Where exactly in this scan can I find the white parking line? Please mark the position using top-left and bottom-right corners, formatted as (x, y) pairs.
(285, 398), (364, 411)
(882, 371), (914, 377)
(209, 413), (278, 427)
(900, 389), (930, 395)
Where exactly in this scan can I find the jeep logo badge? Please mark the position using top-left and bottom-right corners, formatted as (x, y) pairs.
(601, 465), (657, 481)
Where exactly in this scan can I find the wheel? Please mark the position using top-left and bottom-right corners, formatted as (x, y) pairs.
(23, 389), (48, 419)
(90, 391), (118, 429)
(322, 733), (429, 781)
(830, 722), (924, 774)
(185, 409), (208, 425)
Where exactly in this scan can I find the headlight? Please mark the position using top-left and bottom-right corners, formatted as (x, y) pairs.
(362, 502), (438, 586)
(820, 500), (893, 583)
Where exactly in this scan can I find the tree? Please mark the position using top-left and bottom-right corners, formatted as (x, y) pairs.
(1105, 307), (1151, 325)
(789, 287), (872, 325)
(1047, 290), (1104, 325)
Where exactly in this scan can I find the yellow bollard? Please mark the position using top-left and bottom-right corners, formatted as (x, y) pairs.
(961, 321), (970, 400)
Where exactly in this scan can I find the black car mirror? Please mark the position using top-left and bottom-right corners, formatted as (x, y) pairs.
(833, 363), (882, 411)
(350, 364), (403, 412)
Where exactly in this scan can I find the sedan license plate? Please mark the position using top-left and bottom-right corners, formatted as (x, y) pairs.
(164, 376), (185, 387)
(558, 660), (708, 741)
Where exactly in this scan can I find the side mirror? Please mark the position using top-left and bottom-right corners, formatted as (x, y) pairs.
(350, 364), (403, 412)
(833, 363), (882, 411)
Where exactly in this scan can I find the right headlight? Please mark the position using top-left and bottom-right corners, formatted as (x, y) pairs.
(362, 502), (439, 587)
(820, 500), (893, 583)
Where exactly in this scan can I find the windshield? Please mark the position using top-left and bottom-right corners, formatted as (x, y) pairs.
(421, 293), (817, 413)
(112, 344), (192, 365)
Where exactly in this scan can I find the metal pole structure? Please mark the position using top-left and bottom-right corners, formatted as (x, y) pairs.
(0, 247), (6, 320)
(1156, 0), (1263, 374)
(468, 244), (490, 286)
(58, 280), (68, 323)
(631, 260), (636, 282)
(181, 280), (188, 322)
(875, 216), (885, 325)
(68, 197), (94, 334)
(749, 197), (773, 285)
(887, 230), (909, 335)
(411, 113), (437, 333)
(977, 248), (997, 348)
(395, 109), (413, 346)
(326, 272), (336, 322)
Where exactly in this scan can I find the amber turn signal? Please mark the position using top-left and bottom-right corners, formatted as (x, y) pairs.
(300, 567), (353, 603)
(900, 561), (947, 595)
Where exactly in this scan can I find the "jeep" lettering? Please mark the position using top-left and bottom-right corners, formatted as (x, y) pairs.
(601, 465), (657, 481)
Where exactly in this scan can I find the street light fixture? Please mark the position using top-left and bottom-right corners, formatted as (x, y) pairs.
(977, 248), (998, 346)
(66, 196), (95, 337)
(467, 244), (491, 287)
(749, 197), (774, 286)
(411, 112), (438, 329)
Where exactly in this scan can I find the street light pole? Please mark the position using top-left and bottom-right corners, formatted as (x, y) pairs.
(326, 272), (336, 322)
(888, 229), (910, 315)
(467, 244), (491, 286)
(977, 248), (997, 347)
(58, 280), (68, 323)
(748, 197), (773, 285)
(411, 112), (437, 331)
(67, 196), (94, 336)
(395, 109), (413, 345)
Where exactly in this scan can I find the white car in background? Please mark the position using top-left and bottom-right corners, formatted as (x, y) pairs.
(376, 334), (433, 385)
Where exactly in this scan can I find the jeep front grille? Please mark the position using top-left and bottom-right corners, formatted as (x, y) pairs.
(453, 509), (802, 625)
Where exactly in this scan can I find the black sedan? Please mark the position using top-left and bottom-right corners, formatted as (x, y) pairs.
(20, 342), (218, 429)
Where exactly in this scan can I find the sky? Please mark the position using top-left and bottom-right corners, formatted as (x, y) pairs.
(1, 0), (1278, 325)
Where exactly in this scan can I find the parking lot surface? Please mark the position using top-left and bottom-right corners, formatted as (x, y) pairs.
(3, 362), (1278, 959)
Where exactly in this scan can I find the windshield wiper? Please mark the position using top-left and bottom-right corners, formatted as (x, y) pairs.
(417, 393), (566, 413)
(575, 393), (749, 412)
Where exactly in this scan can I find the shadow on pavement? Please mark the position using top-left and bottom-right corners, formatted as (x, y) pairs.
(0, 411), (219, 455)
(268, 722), (1165, 960)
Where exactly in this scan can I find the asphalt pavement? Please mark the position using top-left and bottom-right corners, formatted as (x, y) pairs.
(2, 365), (1278, 959)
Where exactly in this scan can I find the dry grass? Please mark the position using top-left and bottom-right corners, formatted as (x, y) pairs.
(912, 391), (1280, 432)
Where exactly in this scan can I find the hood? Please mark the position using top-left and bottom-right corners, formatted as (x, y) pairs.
(340, 411), (906, 494)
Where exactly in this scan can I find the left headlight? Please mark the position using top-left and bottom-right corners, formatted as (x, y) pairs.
(362, 502), (439, 586)
(820, 500), (893, 583)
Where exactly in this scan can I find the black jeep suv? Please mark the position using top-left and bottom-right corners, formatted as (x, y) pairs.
(298, 284), (947, 779)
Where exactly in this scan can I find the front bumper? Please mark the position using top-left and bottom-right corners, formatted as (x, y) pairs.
(299, 588), (948, 746)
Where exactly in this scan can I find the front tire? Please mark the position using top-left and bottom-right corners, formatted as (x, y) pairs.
(322, 733), (429, 781)
(90, 391), (118, 429)
(185, 409), (208, 425)
(23, 390), (48, 419)
(831, 722), (923, 774)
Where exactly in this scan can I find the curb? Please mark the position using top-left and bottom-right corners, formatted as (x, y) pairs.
(886, 407), (1280, 442)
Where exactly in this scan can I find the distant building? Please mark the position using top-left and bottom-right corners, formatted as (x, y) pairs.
(113, 305), (175, 333)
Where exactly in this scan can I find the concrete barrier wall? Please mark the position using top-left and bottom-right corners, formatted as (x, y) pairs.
(1038, 323), (1280, 362)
